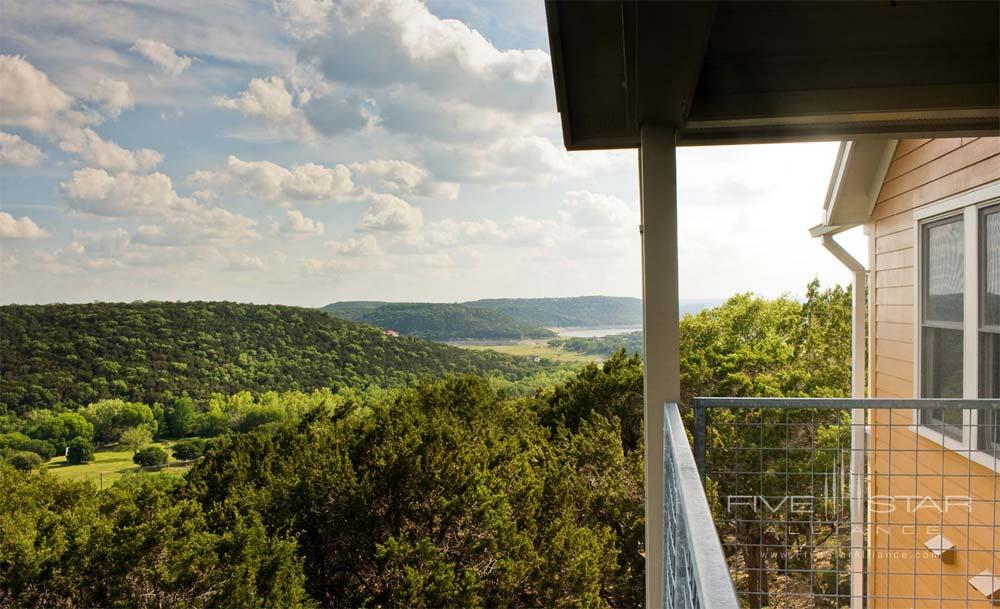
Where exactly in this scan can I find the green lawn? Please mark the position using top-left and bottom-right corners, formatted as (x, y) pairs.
(47, 439), (194, 488)
(461, 339), (599, 363)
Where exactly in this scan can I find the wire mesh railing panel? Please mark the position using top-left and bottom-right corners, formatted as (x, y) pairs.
(693, 398), (1000, 609)
(663, 401), (741, 609)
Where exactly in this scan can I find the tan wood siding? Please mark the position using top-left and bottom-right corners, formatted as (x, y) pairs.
(867, 138), (1000, 607)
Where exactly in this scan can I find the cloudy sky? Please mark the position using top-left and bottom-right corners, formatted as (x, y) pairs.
(0, 0), (864, 306)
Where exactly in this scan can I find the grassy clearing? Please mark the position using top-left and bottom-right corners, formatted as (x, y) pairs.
(46, 439), (194, 488)
(461, 340), (599, 364)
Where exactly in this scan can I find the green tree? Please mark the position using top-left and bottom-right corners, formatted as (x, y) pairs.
(0, 467), (316, 608)
(66, 436), (94, 465)
(83, 399), (156, 444)
(132, 446), (168, 467)
(119, 426), (152, 454)
(31, 411), (94, 451)
(165, 397), (195, 437)
(7, 451), (43, 471)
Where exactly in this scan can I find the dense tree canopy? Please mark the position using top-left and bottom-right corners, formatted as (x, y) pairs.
(324, 302), (556, 341)
(0, 281), (853, 608)
(0, 302), (560, 415)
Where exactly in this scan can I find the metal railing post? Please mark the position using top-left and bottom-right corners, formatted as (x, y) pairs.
(693, 400), (706, 483)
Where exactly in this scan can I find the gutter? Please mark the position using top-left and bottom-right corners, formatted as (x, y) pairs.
(819, 231), (866, 609)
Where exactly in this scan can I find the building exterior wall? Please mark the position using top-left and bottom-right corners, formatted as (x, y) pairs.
(867, 137), (1000, 607)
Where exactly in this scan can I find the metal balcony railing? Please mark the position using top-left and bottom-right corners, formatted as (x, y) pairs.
(663, 401), (741, 609)
(690, 397), (1000, 609)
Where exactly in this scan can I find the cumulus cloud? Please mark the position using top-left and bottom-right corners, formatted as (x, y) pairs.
(215, 76), (318, 139)
(0, 131), (45, 166)
(89, 78), (134, 117)
(228, 254), (265, 271)
(327, 234), (379, 256)
(62, 168), (256, 243)
(130, 39), (192, 76)
(69, 227), (132, 257)
(359, 193), (423, 232)
(59, 128), (162, 172)
(0, 55), (76, 133)
(349, 159), (459, 199)
(216, 76), (293, 120)
(0, 212), (46, 239)
(0, 57), (160, 171)
(281, 209), (325, 237)
(189, 155), (358, 204)
(284, 0), (550, 111)
(453, 135), (583, 185)
(301, 256), (362, 275)
(558, 190), (634, 231)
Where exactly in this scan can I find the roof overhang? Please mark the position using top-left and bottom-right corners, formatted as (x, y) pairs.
(545, 1), (1000, 150)
(810, 140), (898, 237)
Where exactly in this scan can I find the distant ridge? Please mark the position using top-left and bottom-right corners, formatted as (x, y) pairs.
(323, 297), (723, 339)
(322, 296), (645, 341)
(462, 296), (641, 328)
(322, 302), (555, 341)
(0, 302), (557, 413)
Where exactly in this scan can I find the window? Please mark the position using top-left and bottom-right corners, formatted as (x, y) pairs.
(978, 205), (1000, 452)
(920, 215), (965, 439)
(915, 189), (1000, 456)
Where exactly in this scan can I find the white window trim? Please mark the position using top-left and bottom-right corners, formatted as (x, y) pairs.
(910, 180), (1000, 472)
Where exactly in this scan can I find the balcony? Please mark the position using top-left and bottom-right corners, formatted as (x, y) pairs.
(664, 397), (1000, 609)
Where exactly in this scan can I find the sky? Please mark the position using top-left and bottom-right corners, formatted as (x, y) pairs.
(0, 0), (866, 307)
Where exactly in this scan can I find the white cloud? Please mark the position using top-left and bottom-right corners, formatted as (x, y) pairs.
(89, 78), (134, 117)
(349, 159), (458, 199)
(281, 209), (325, 237)
(0, 55), (77, 133)
(301, 257), (361, 275)
(507, 216), (560, 247)
(189, 155), (358, 204)
(62, 168), (256, 244)
(70, 227), (131, 257)
(0, 131), (45, 166)
(327, 234), (379, 256)
(0, 57), (160, 172)
(285, 0), (550, 111)
(228, 254), (265, 271)
(216, 76), (293, 120)
(0, 212), (46, 239)
(458, 135), (581, 184)
(559, 190), (634, 231)
(359, 193), (423, 232)
(130, 39), (192, 76)
(59, 128), (162, 172)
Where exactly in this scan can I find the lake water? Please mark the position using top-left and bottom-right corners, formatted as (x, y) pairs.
(551, 326), (642, 338)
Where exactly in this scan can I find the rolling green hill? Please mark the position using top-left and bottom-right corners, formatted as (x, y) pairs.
(322, 302), (556, 341)
(323, 296), (645, 338)
(464, 296), (642, 327)
(0, 302), (560, 415)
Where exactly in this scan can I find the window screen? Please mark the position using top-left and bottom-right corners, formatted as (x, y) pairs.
(920, 215), (964, 439)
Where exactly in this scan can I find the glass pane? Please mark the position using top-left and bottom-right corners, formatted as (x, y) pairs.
(921, 326), (964, 439)
(984, 207), (1000, 327)
(980, 333), (1000, 453)
(924, 218), (964, 323)
(978, 405), (1000, 455)
(983, 332), (1000, 398)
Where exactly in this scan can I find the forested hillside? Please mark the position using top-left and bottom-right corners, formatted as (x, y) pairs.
(0, 302), (558, 415)
(464, 296), (642, 327)
(323, 302), (554, 341)
(551, 331), (644, 357)
(1, 280), (852, 608)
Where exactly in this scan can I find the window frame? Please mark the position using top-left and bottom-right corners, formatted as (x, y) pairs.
(910, 180), (1000, 470)
(917, 213), (966, 439)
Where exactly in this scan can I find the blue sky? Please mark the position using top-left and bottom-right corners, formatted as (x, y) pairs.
(0, 0), (864, 306)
